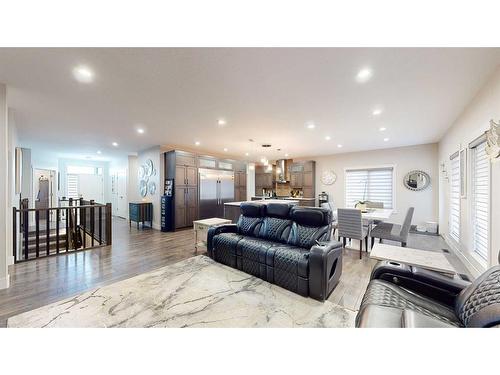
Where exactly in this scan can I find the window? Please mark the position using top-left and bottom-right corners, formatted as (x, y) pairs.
(345, 167), (394, 209)
(449, 153), (460, 242)
(470, 140), (490, 261)
(67, 174), (79, 199)
(67, 165), (102, 175)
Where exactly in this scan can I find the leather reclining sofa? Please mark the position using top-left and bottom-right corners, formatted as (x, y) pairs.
(207, 203), (343, 301)
(356, 257), (500, 328)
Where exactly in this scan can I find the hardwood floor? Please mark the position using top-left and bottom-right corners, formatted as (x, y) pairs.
(0, 217), (198, 327)
(0, 217), (469, 327)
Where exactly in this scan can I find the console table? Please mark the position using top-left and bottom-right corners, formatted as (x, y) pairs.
(129, 202), (153, 229)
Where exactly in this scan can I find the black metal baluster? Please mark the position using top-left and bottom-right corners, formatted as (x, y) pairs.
(90, 203), (95, 247)
(35, 210), (40, 258)
(46, 209), (50, 256)
(82, 207), (86, 248)
(23, 209), (28, 260)
(98, 206), (102, 245)
(56, 209), (60, 254)
(65, 207), (69, 252)
(12, 208), (17, 263)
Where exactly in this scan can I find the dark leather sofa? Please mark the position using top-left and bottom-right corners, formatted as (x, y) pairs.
(207, 203), (343, 301)
(356, 258), (500, 328)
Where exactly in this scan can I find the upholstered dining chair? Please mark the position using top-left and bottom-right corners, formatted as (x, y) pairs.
(320, 202), (338, 238)
(337, 208), (369, 259)
(365, 201), (384, 226)
(370, 207), (415, 248)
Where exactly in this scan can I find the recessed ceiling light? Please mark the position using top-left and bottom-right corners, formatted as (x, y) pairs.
(96, 150), (102, 154)
(285, 153), (289, 157)
(245, 152), (249, 156)
(356, 68), (373, 83)
(112, 142), (118, 147)
(260, 157), (266, 163)
(379, 127), (387, 132)
(72, 65), (94, 83)
(137, 128), (145, 134)
(325, 136), (331, 141)
(384, 138), (390, 142)
(223, 147), (228, 152)
(218, 118), (227, 127)
(306, 122), (316, 129)
(337, 144), (343, 148)
(195, 141), (201, 146)
(372, 108), (383, 116)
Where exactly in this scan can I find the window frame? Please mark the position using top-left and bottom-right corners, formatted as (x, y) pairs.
(343, 164), (396, 211)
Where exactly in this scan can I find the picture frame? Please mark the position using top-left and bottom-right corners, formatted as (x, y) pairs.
(459, 148), (467, 198)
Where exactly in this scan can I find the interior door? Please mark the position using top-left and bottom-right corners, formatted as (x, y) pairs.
(116, 174), (128, 218)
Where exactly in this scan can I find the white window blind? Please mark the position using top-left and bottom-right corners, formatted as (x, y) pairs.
(345, 167), (394, 209)
(471, 141), (490, 261)
(67, 174), (79, 199)
(449, 154), (460, 242)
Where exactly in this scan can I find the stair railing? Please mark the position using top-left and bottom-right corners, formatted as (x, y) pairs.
(12, 201), (112, 263)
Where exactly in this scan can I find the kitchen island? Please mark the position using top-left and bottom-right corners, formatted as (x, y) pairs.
(224, 199), (299, 223)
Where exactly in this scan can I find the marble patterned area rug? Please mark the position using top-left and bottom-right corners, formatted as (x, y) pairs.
(7, 255), (356, 328)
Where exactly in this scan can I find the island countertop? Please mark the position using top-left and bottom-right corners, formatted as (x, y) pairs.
(224, 199), (299, 207)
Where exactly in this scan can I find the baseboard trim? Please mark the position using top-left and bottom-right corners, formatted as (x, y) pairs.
(442, 234), (482, 278)
(0, 274), (10, 290)
(7, 255), (14, 266)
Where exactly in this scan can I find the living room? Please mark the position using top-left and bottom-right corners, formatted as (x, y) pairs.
(0, 1), (499, 374)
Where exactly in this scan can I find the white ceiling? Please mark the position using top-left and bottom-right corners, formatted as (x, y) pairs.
(1, 48), (499, 162)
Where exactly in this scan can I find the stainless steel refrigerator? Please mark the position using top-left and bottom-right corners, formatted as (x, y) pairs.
(198, 168), (235, 220)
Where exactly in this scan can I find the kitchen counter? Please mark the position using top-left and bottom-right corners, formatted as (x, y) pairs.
(225, 199), (299, 207)
(251, 196), (315, 201)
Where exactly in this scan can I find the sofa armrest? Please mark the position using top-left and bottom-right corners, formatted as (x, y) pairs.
(370, 260), (470, 307)
(308, 240), (343, 301)
(207, 224), (238, 258)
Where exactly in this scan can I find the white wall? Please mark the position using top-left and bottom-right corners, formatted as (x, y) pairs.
(127, 146), (161, 229)
(439, 66), (500, 276)
(7, 108), (19, 266)
(0, 83), (9, 289)
(303, 143), (439, 226)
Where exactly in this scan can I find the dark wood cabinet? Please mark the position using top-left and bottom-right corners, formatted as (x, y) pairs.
(175, 186), (197, 228)
(234, 170), (247, 202)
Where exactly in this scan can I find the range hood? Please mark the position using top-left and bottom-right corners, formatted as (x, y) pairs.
(276, 159), (291, 183)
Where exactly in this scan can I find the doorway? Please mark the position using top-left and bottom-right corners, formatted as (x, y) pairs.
(111, 172), (128, 219)
(33, 169), (56, 221)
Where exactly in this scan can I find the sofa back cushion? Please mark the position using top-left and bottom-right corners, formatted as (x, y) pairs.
(258, 203), (293, 243)
(237, 203), (264, 236)
(287, 207), (332, 249)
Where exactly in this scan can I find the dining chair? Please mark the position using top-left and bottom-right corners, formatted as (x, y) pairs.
(365, 201), (384, 226)
(337, 208), (369, 259)
(370, 207), (415, 248)
(320, 202), (338, 237)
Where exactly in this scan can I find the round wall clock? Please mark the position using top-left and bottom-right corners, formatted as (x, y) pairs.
(321, 170), (337, 185)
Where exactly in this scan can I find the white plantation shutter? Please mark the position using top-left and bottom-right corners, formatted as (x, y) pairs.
(449, 153), (460, 242)
(471, 141), (490, 261)
(67, 174), (79, 199)
(345, 167), (393, 209)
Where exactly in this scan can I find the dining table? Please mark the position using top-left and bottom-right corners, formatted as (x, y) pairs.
(337, 208), (394, 250)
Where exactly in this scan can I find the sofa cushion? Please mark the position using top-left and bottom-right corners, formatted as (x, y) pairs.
(359, 280), (460, 326)
(267, 245), (309, 278)
(287, 207), (331, 249)
(237, 237), (277, 263)
(290, 206), (331, 227)
(237, 203), (264, 236)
